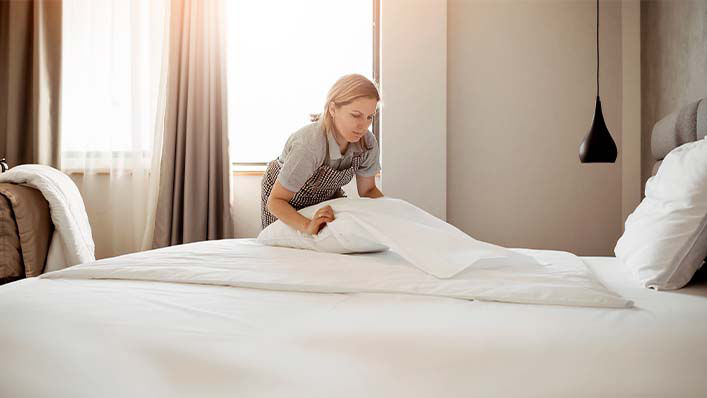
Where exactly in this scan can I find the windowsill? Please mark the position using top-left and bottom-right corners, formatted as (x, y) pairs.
(64, 166), (265, 177)
(65, 169), (260, 177)
(64, 169), (134, 176)
(66, 165), (379, 178)
(232, 169), (382, 178)
(232, 170), (266, 176)
(64, 163), (265, 176)
(232, 162), (267, 176)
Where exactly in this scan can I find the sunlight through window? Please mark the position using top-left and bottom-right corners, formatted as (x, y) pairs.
(226, 0), (374, 164)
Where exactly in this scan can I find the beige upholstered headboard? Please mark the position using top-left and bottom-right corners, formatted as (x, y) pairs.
(650, 98), (707, 176)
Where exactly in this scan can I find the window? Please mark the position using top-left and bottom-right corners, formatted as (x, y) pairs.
(60, 0), (377, 172)
(225, 0), (378, 167)
(60, 0), (166, 173)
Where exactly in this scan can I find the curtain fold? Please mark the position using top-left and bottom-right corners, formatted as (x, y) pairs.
(152, 0), (234, 248)
(0, 0), (61, 168)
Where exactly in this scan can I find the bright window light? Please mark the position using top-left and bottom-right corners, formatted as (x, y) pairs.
(225, 0), (374, 164)
(60, 0), (166, 172)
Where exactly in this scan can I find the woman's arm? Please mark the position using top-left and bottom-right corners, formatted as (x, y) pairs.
(267, 180), (334, 234)
(356, 175), (384, 198)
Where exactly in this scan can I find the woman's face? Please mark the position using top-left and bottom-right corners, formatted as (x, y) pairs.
(330, 97), (378, 143)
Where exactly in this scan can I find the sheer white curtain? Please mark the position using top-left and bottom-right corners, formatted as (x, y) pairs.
(61, 0), (168, 258)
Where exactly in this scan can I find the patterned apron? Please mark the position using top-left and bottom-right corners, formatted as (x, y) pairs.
(261, 144), (363, 229)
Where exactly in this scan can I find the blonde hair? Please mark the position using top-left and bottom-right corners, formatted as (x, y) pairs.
(311, 74), (381, 150)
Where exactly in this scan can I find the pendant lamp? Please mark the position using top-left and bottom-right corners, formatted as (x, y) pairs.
(579, 0), (617, 163)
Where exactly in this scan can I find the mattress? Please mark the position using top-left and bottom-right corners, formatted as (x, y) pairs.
(0, 239), (706, 397)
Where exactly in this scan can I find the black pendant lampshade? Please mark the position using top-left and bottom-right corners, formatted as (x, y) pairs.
(579, 97), (617, 162)
(579, 0), (617, 163)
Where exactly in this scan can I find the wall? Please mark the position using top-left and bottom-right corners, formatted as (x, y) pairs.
(447, 0), (623, 255)
(621, 0), (641, 226)
(70, 174), (149, 260)
(379, 0), (447, 219)
(641, 0), (707, 190)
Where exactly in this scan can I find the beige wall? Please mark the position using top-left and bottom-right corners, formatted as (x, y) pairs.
(621, 0), (641, 227)
(447, 0), (624, 255)
(641, 0), (707, 190)
(70, 174), (149, 260)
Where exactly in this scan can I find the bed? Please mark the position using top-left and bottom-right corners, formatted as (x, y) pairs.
(0, 239), (706, 397)
(1, 99), (706, 397)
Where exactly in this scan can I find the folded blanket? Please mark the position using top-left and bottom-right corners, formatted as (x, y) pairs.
(0, 165), (95, 271)
(41, 239), (633, 308)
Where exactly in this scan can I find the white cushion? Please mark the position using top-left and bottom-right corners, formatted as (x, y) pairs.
(615, 137), (707, 289)
(258, 204), (388, 254)
(258, 197), (541, 278)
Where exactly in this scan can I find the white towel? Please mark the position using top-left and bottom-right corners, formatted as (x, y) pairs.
(0, 164), (95, 271)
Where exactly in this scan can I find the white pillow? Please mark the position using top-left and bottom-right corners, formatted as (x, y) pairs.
(258, 203), (389, 254)
(615, 137), (707, 290)
(258, 197), (541, 278)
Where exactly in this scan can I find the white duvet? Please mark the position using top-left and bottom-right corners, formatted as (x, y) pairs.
(41, 239), (630, 308)
(4, 240), (707, 398)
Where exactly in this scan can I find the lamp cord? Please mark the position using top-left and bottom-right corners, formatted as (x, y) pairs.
(596, 0), (599, 97)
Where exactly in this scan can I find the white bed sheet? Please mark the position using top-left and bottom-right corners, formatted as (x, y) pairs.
(1, 241), (706, 397)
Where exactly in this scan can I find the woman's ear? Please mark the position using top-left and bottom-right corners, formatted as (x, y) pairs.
(328, 101), (336, 118)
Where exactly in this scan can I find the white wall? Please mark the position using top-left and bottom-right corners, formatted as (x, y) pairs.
(379, 0), (447, 219)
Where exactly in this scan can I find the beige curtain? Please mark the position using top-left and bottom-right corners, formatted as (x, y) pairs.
(152, 0), (234, 248)
(0, 0), (61, 168)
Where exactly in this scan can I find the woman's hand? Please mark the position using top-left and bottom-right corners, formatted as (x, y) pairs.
(267, 181), (336, 235)
(306, 205), (335, 235)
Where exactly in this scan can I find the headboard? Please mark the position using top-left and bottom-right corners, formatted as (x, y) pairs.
(651, 98), (707, 176)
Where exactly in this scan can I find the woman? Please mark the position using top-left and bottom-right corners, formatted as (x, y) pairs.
(261, 74), (384, 234)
